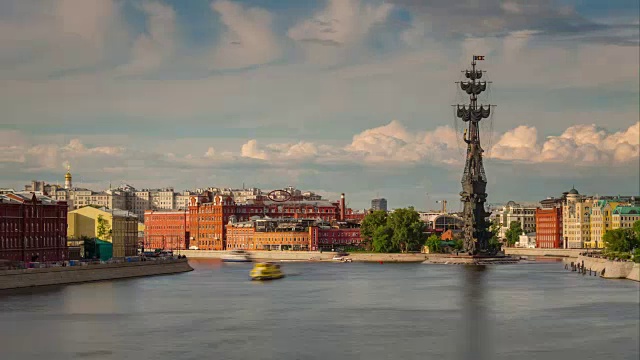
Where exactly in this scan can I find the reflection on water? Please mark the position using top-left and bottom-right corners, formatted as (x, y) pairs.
(0, 261), (638, 360)
(461, 265), (488, 360)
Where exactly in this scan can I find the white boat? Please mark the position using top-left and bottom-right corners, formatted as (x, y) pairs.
(222, 250), (253, 263)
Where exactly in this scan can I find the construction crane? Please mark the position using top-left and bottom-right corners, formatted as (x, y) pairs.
(436, 200), (448, 214)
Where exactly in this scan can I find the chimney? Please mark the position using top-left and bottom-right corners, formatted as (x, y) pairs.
(340, 193), (346, 221)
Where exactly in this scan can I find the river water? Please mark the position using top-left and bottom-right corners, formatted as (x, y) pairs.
(0, 259), (638, 360)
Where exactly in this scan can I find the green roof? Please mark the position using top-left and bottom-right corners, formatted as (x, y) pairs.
(613, 206), (640, 215)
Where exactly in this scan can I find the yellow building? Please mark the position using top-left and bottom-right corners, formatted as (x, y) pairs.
(588, 201), (620, 249)
(562, 188), (593, 248)
(68, 206), (139, 258)
(611, 206), (640, 231)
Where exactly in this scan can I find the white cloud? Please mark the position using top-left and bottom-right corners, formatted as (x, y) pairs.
(209, 0), (281, 69)
(490, 122), (639, 164)
(241, 139), (268, 160)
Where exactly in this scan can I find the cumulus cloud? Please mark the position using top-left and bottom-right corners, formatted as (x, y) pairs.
(490, 122), (639, 164)
(210, 0), (281, 69)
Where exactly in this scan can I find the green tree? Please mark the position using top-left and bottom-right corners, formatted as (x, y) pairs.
(372, 225), (395, 253)
(603, 228), (638, 252)
(504, 221), (522, 247)
(633, 220), (640, 242)
(453, 239), (464, 251)
(425, 234), (441, 253)
(361, 210), (389, 247)
(96, 215), (111, 240)
(388, 207), (425, 252)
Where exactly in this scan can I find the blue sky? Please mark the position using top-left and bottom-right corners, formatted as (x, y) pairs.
(0, 0), (638, 210)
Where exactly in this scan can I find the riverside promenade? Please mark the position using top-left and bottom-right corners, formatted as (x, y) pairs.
(564, 255), (640, 282)
(504, 248), (582, 258)
(0, 258), (193, 290)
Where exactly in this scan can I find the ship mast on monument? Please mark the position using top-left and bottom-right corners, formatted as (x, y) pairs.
(455, 55), (494, 255)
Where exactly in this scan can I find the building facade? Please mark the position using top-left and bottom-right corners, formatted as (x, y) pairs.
(68, 206), (138, 258)
(562, 188), (593, 249)
(144, 210), (190, 250)
(0, 192), (68, 262)
(588, 200), (621, 248)
(225, 218), (362, 251)
(496, 201), (538, 239)
(612, 206), (640, 230)
(535, 207), (563, 248)
(371, 198), (388, 211)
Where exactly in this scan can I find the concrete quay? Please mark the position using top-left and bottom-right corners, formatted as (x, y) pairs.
(565, 255), (640, 282)
(181, 250), (429, 263)
(422, 254), (519, 265)
(0, 258), (193, 290)
(505, 248), (582, 258)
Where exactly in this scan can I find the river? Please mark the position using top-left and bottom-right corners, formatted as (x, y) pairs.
(0, 259), (638, 360)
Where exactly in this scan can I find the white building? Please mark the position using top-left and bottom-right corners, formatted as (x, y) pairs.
(518, 232), (537, 248)
(562, 188), (593, 249)
(495, 201), (538, 239)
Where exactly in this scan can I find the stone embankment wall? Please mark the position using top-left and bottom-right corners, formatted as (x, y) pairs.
(505, 248), (582, 258)
(180, 250), (428, 262)
(0, 259), (193, 290)
(570, 255), (640, 282)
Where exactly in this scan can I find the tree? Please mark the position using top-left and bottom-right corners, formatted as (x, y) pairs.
(633, 220), (640, 242)
(425, 234), (441, 253)
(388, 207), (425, 252)
(603, 228), (638, 252)
(361, 211), (389, 246)
(504, 221), (522, 247)
(372, 225), (394, 253)
(96, 215), (111, 240)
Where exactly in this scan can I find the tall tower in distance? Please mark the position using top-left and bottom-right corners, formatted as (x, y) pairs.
(455, 55), (494, 255)
(371, 198), (388, 212)
(64, 164), (72, 189)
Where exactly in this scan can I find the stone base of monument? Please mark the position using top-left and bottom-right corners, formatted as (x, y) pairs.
(422, 254), (520, 265)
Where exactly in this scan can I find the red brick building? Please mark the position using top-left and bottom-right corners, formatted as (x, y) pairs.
(536, 207), (563, 248)
(225, 218), (363, 251)
(0, 192), (68, 262)
(144, 210), (190, 250)
(188, 192), (353, 250)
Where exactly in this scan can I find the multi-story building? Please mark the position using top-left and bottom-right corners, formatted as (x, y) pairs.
(144, 210), (190, 250)
(495, 201), (538, 239)
(225, 218), (362, 251)
(535, 207), (562, 248)
(189, 192), (352, 250)
(67, 206), (138, 258)
(371, 198), (388, 211)
(612, 206), (640, 230)
(562, 188), (593, 249)
(588, 200), (622, 248)
(0, 192), (68, 262)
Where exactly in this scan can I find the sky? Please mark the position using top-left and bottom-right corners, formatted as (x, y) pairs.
(0, 0), (638, 211)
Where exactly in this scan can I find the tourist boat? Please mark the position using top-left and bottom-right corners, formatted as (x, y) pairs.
(222, 250), (253, 263)
(250, 262), (285, 280)
(332, 252), (351, 262)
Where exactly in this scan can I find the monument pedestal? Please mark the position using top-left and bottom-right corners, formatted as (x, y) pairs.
(422, 254), (519, 265)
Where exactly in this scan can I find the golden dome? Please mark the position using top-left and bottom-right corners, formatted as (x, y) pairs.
(65, 165), (72, 179)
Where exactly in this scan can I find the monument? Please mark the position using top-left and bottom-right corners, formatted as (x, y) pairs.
(456, 55), (493, 256)
(423, 56), (518, 265)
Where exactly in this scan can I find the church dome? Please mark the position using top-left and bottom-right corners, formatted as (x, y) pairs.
(568, 187), (579, 195)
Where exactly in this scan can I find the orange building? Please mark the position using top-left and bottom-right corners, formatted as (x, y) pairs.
(536, 207), (563, 248)
(144, 210), (190, 250)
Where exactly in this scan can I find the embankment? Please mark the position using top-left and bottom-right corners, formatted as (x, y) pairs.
(505, 248), (582, 258)
(181, 250), (428, 263)
(568, 255), (640, 282)
(0, 258), (193, 290)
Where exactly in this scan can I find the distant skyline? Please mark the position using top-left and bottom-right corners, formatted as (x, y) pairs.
(1, 0), (638, 210)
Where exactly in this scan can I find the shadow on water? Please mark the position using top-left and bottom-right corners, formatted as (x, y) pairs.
(459, 265), (489, 360)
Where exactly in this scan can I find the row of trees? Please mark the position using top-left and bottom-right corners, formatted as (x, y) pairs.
(360, 208), (425, 253)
